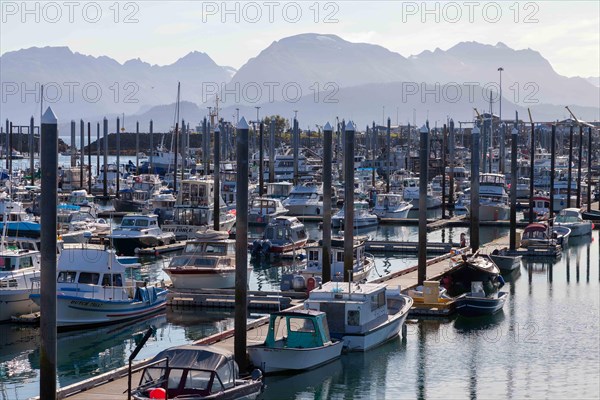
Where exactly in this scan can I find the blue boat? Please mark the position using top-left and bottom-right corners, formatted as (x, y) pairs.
(455, 282), (508, 317)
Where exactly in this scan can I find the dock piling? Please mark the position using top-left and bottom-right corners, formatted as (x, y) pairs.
(40, 107), (58, 399)
(470, 124), (481, 252)
(29, 116), (35, 186)
(344, 121), (356, 282)
(116, 117), (120, 197)
(103, 118), (108, 197)
(214, 124), (221, 231)
(418, 123), (429, 285)
(80, 119), (84, 188)
(549, 125), (556, 223)
(509, 124), (518, 251)
(322, 122), (333, 283)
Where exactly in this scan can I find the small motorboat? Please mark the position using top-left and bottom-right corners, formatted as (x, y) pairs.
(107, 214), (176, 255)
(489, 248), (522, 272)
(520, 223), (569, 248)
(248, 197), (288, 225)
(247, 309), (343, 373)
(582, 209), (600, 223)
(442, 252), (503, 297)
(455, 282), (508, 317)
(332, 201), (378, 229)
(554, 208), (593, 237)
(373, 193), (413, 221)
(251, 216), (309, 257)
(131, 344), (263, 399)
(306, 282), (413, 352)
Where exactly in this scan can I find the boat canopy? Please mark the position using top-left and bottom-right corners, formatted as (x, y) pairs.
(151, 345), (236, 373)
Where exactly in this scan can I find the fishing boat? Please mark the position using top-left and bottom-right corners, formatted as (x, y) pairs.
(282, 183), (328, 216)
(107, 214), (176, 256)
(131, 344), (263, 399)
(251, 216), (309, 257)
(530, 195), (551, 219)
(266, 181), (294, 200)
(489, 248), (522, 272)
(30, 246), (167, 329)
(442, 252), (503, 297)
(163, 230), (243, 289)
(293, 235), (374, 285)
(248, 197), (288, 226)
(401, 177), (442, 209)
(554, 208), (593, 237)
(113, 174), (164, 213)
(582, 209), (600, 223)
(305, 282), (413, 351)
(455, 281), (508, 317)
(477, 173), (510, 221)
(372, 193), (413, 220)
(162, 179), (236, 240)
(0, 246), (41, 321)
(247, 310), (344, 373)
(332, 201), (378, 229)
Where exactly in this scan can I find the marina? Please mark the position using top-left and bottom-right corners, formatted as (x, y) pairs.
(1, 7), (600, 399)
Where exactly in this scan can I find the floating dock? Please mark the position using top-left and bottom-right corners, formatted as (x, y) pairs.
(134, 241), (186, 255)
(167, 288), (305, 310)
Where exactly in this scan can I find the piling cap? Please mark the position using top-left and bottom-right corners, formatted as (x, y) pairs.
(214, 125), (220, 133)
(345, 120), (356, 131)
(41, 107), (57, 124)
(419, 124), (428, 133)
(511, 127), (518, 135)
(323, 122), (332, 131)
(237, 117), (249, 130)
(472, 124), (480, 134)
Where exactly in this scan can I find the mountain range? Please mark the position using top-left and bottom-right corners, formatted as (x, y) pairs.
(1, 33), (598, 132)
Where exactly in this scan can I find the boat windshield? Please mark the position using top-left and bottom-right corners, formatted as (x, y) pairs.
(555, 215), (580, 223)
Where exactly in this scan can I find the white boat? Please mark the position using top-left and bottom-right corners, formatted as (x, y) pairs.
(107, 214), (176, 255)
(520, 223), (570, 248)
(162, 179), (236, 240)
(332, 201), (378, 229)
(163, 230), (244, 289)
(298, 235), (374, 283)
(305, 282), (413, 352)
(282, 183), (327, 216)
(489, 248), (522, 272)
(131, 344), (263, 399)
(0, 246), (41, 321)
(266, 181), (294, 200)
(247, 309), (343, 373)
(373, 193), (413, 220)
(554, 208), (592, 237)
(401, 177), (442, 209)
(551, 180), (579, 212)
(248, 197), (288, 225)
(476, 173), (510, 221)
(30, 246), (167, 328)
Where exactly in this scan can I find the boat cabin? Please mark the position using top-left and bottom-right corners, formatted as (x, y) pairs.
(306, 282), (389, 335)
(264, 310), (332, 349)
(0, 249), (40, 274)
(305, 237), (367, 281)
(264, 216), (308, 243)
(118, 214), (160, 231)
(266, 182), (293, 199)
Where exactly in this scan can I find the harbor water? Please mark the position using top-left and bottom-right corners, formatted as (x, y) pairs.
(1, 225), (598, 399)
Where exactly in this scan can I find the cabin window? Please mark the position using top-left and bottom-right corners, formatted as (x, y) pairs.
(308, 250), (319, 261)
(288, 318), (315, 333)
(135, 219), (149, 227)
(371, 292), (386, 311)
(347, 310), (360, 326)
(101, 274), (111, 286)
(57, 271), (77, 283)
(184, 370), (212, 391)
(113, 274), (123, 287)
(0, 257), (15, 271)
(78, 272), (100, 285)
(121, 219), (135, 227)
(167, 368), (184, 390)
(296, 229), (307, 240)
(336, 252), (344, 262)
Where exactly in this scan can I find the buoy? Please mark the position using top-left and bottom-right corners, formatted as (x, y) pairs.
(149, 388), (166, 399)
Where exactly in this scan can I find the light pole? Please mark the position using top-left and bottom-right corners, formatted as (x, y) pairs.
(498, 67), (503, 123)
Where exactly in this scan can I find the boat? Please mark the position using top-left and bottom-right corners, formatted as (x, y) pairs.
(441, 252), (503, 297)
(401, 177), (442, 209)
(0, 246), (41, 321)
(113, 174), (164, 213)
(582, 209), (600, 223)
(477, 173), (510, 221)
(282, 183), (328, 216)
(488, 248), (522, 272)
(554, 208), (593, 237)
(265, 181), (294, 200)
(520, 223), (569, 248)
(251, 216), (309, 257)
(247, 309), (344, 373)
(162, 179), (236, 240)
(131, 344), (263, 399)
(107, 214), (176, 255)
(332, 201), (378, 229)
(407, 284), (452, 303)
(372, 193), (413, 220)
(30, 246), (167, 328)
(552, 225), (571, 246)
(530, 195), (551, 219)
(292, 235), (374, 285)
(455, 281), (508, 317)
(137, 145), (195, 176)
(305, 282), (413, 352)
(164, 230), (244, 289)
(248, 197), (288, 226)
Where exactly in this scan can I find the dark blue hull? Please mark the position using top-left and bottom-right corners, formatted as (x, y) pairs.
(455, 292), (507, 317)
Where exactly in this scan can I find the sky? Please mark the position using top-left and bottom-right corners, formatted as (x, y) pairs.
(1, 1), (599, 78)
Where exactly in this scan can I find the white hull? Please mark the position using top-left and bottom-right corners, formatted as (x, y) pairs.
(373, 208), (411, 220)
(479, 204), (510, 221)
(284, 203), (323, 216)
(555, 222), (592, 237)
(0, 289), (40, 321)
(248, 341), (343, 373)
(408, 196), (442, 210)
(331, 216), (378, 228)
(32, 290), (167, 328)
(341, 310), (406, 352)
(163, 219), (235, 240)
(166, 271), (236, 289)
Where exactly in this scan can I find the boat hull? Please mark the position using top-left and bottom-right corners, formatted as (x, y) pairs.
(479, 204), (510, 221)
(110, 236), (173, 256)
(248, 341), (343, 374)
(0, 289), (40, 321)
(30, 289), (167, 328)
(456, 292), (507, 317)
(164, 269), (236, 289)
(338, 307), (408, 352)
(489, 254), (522, 272)
(283, 204), (323, 217)
(162, 219), (236, 241)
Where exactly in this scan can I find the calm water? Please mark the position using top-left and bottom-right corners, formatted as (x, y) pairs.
(1, 227), (598, 399)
